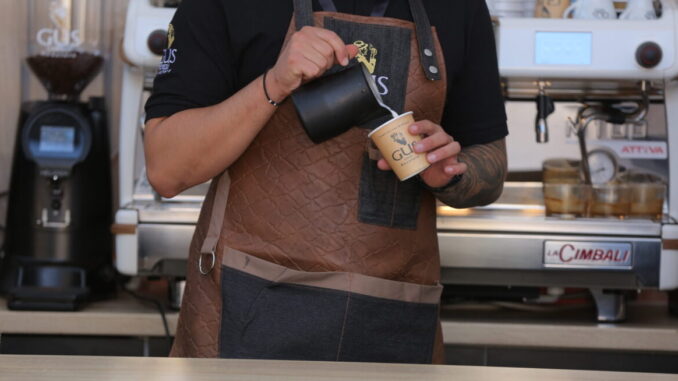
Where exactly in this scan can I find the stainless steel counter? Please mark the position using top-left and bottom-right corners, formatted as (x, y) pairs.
(0, 355), (676, 381)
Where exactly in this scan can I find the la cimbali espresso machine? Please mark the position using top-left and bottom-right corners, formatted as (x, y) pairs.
(0, 0), (114, 310)
(438, 0), (678, 321)
(115, 0), (678, 319)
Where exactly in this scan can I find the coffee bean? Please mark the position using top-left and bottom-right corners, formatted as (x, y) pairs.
(27, 52), (103, 98)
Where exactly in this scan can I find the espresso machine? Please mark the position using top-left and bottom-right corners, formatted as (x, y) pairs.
(114, 0), (205, 308)
(437, 0), (678, 321)
(0, 0), (114, 310)
(115, 0), (678, 320)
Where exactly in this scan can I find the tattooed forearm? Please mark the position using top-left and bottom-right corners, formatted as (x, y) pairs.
(434, 138), (507, 209)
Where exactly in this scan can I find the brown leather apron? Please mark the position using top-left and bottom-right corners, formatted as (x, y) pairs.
(171, 0), (448, 363)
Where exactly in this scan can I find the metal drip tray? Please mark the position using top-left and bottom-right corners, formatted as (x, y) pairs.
(437, 206), (663, 237)
(130, 177), (208, 223)
(437, 182), (663, 237)
(135, 201), (201, 224)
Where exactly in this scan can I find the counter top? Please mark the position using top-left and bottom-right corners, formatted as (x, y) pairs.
(2, 296), (678, 352)
(1, 355), (676, 381)
(0, 295), (178, 337)
(440, 301), (678, 352)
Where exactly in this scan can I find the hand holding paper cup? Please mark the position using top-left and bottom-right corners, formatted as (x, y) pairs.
(368, 112), (431, 181)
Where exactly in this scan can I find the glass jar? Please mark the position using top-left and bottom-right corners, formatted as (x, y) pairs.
(543, 158), (581, 184)
(543, 183), (591, 218)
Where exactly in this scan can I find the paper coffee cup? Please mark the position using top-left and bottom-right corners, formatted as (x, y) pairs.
(368, 112), (431, 181)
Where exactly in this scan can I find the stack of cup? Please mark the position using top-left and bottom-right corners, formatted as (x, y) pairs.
(487, 0), (531, 18)
(523, 0), (537, 17)
(535, 0), (572, 18)
(561, 0), (657, 19)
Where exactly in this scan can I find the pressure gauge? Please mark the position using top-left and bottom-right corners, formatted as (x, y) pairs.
(587, 149), (618, 184)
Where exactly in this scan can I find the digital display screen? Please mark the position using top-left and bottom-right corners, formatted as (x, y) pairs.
(39, 126), (76, 153)
(535, 32), (592, 65)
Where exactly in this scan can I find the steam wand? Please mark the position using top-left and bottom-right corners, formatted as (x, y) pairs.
(535, 81), (554, 143)
(568, 81), (651, 185)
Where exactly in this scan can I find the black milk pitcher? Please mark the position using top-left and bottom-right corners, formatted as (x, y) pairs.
(292, 63), (389, 144)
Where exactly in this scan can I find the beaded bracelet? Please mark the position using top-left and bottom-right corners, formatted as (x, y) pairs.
(263, 69), (282, 107)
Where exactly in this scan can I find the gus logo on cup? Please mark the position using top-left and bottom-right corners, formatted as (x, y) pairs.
(368, 112), (431, 181)
(390, 132), (417, 161)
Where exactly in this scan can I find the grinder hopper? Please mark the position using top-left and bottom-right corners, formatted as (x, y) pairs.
(26, 0), (104, 101)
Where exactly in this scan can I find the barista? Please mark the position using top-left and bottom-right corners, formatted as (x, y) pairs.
(144, 0), (508, 364)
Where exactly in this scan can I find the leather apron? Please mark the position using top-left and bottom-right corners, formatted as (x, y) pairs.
(170, 0), (448, 364)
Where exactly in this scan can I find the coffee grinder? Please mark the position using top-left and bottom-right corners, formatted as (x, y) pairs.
(0, 0), (115, 310)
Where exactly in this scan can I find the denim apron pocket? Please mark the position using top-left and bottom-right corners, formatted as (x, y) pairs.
(219, 248), (441, 363)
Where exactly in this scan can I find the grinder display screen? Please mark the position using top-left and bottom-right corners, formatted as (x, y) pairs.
(39, 126), (76, 153)
(535, 32), (592, 65)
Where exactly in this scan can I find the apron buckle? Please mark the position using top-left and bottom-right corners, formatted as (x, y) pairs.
(198, 249), (216, 275)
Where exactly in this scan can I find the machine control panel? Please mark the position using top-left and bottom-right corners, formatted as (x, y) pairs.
(535, 32), (592, 66)
(497, 12), (678, 80)
(636, 41), (663, 68)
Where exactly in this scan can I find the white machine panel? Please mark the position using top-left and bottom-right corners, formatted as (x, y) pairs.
(122, 0), (176, 68)
(498, 14), (678, 79)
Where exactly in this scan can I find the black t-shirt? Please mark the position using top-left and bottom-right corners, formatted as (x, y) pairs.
(145, 0), (508, 146)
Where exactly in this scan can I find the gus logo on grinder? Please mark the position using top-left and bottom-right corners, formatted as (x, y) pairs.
(37, 1), (82, 51)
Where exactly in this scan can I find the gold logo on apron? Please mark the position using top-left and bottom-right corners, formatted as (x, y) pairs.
(353, 40), (377, 74)
(167, 24), (175, 48)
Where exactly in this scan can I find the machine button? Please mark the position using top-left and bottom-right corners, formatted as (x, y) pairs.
(147, 29), (168, 56)
(636, 42), (663, 69)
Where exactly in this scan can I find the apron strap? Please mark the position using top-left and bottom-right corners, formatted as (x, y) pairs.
(198, 171), (231, 275)
(294, 0), (315, 30)
(408, 0), (441, 81)
(293, 0), (441, 81)
(371, 0), (390, 17)
(317, 0), (337, 13)
(318, 0), (390, 17)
